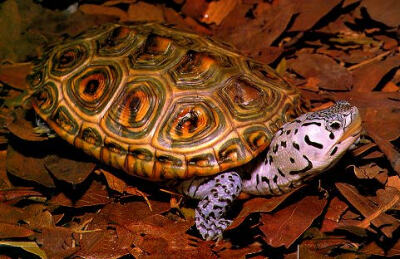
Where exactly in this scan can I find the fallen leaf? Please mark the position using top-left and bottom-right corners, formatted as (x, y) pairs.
(259, 195), (327, 248)
(229, 189), (297, 229)
(288, 0), (342, 32)
(352, 55), (400, 92)
(44, 153), (96, 185)
(201, 0), (239, 25)
(125, 2), (165, 22)
(0, 223), (34, 238)
(49, 180), (109, 208)
(79, 4), (128, 20)
(35, 226), (79, 259)
(321, 197), (348, 232)
(0, 241), (47, 259)
(335, 182), (400, 238)
(0, 63), (32, 90)
(361, 0), (400, 27)
(289, 53), (353, 91)
(6, 142), (55, 188)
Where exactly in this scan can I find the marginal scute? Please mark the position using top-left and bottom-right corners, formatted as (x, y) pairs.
(74, 125), (103, 159)
(215, 135), (250, 172)
(187, 151), (219, 177)
(32, 82), (58, 116)
(126, 147), (154, 179)
(241, 126), (272, 153)
(154, 151), (186, 179)
(66, 62), (122, 115)
(101, 138), (128, 170)
(51, 106), (79, 135)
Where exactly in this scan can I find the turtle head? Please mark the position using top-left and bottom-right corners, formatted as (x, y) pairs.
(295, 100), (362, 172)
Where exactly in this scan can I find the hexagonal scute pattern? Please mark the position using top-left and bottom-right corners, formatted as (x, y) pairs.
(218, 75), (280, 122)
(169, 50), (235, 89)
(66, 62), (122, 116)
(128, 34), (183, 70)
(30, 23), (303, 180)
(102, 76), (166, 140)
(155, 96), (228, 151)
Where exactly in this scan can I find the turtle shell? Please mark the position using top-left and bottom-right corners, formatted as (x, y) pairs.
(30, 23), (303, 180)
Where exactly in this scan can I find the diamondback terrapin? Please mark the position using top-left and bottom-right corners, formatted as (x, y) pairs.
(28, 23), (362, 240)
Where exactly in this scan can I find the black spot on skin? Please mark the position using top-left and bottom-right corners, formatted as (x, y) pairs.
(281, 141), (286, 148)
(304, 135), (323, 149)
(273, 175), (278, 184)
(269, 156), (273, 164)
(294, 129), (298, 134)
(256, 175), (260, 185)
(290, 157), (295, 163)
(293, 142), (300, 150)
(278, 129), (284, 136)
(330, 146), (338, 156)
(277, 168), (285, 177)
(289, 155), (313, 175)
(329, 132), (335, 140)
(273, 144), (278, 153)
(302, 122), (322, 127)
(286, 130), (291, 135)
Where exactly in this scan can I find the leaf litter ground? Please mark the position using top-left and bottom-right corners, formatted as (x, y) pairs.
(0, 0), (400, 258)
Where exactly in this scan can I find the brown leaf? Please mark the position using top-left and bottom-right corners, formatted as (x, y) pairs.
(49, 180), (109, 208)
(288, 0), (342, 32)
(0, 188), (43, 202)
(7, 108), (49, 142)
(361, 0), (400, 27)
(321, 197), (348, 232)
(0, 203), (26, 224)
(216, 1), (295, 58)
(79, 4), (128, 20)
(0, 63), (32, 90)
(125, 2), (165, 23)
(229, 189), (297, 229)
(259, 195), (327, 248)
(44, 153), (96, 185)
(349, 163), (387, 180)
(23, 204), (55, 230)
(352, 55), (400, 92)
(289, 53), (353, 91)
(0, 223), (34, 238)
(201, 0), (239, 25)
(35, 226), (79, 259)
(335, 183), (400, 238)
(181, 0), (208, 21)
(0, 150), (12, 189)
(6, 142), (56, 188)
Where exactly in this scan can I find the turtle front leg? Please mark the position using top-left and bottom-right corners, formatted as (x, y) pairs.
(177, 172), (242, 240)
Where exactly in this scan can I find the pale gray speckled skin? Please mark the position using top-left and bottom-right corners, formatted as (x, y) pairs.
(177, 101), (362, 241)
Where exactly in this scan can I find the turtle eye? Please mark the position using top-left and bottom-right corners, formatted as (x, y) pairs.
(330, 121), (341, 130)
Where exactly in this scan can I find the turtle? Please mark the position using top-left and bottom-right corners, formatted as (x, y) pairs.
(28, 23), (362, 241)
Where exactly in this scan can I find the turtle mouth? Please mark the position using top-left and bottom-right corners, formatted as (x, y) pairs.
(338, 112), (362, 144)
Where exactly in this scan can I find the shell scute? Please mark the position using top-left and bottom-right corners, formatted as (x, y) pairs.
(31, 23), (303, 180)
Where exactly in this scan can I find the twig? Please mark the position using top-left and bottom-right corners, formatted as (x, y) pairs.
(347, 50), (392, 71)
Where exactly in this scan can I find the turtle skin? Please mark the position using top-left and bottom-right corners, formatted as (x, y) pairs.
(29, 23), (303, 181)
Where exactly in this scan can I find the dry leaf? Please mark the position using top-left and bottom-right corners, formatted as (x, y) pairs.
(259, 195), (327, 248)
